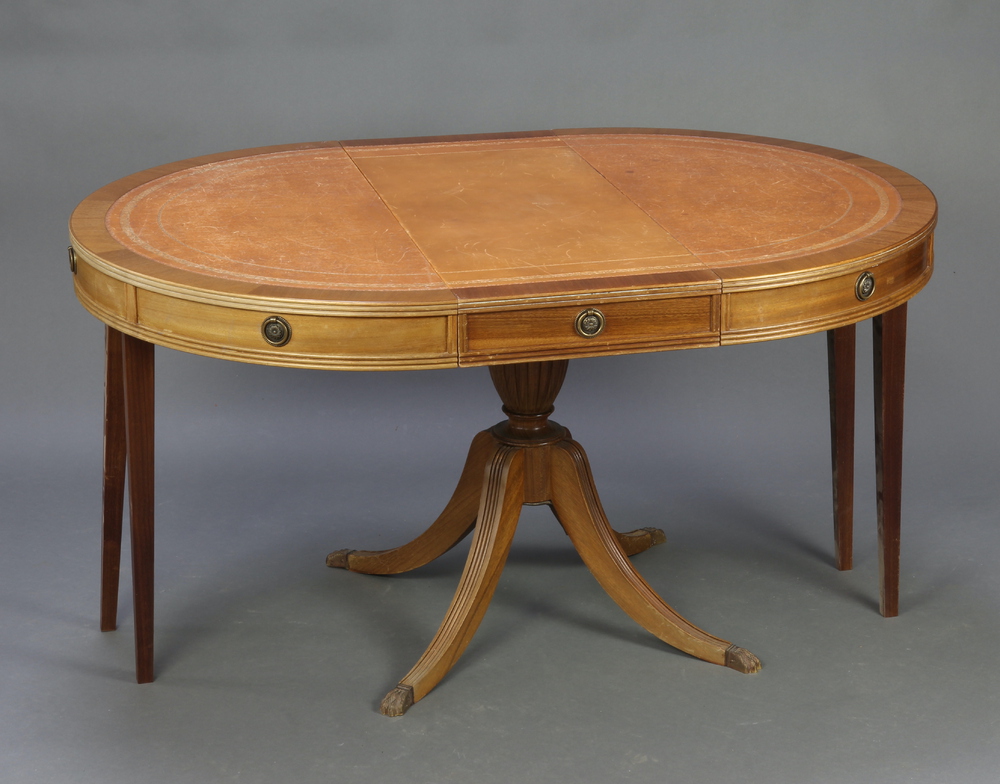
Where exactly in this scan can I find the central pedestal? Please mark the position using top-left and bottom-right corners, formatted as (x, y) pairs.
(328, 360), (759, 716)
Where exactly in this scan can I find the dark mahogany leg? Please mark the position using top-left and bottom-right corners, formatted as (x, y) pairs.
(122, 334), (155, 683)
(873, 304), (907, 617)
(827, 325), (856, 571)
(326, 430), (494, 575)
(101, 327), (127, 632)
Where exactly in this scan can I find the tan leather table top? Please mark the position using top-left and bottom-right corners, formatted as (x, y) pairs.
(70, 129), (936, 369)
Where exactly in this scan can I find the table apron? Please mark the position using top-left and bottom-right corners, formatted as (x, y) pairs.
(73, 240), (931, 367)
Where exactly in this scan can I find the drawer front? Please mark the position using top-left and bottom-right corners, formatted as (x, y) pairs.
(459, 294), (720, 366)
(133, 289), (457, 369)
(722, 241), (931, 343)
(73, 259), (457, 370)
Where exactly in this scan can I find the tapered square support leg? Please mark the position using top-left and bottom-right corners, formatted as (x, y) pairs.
(101, 327), (127, 632)
(873, 304), (907, 618)
(122, 333), (156, 682)
(827, 324), (856, 571)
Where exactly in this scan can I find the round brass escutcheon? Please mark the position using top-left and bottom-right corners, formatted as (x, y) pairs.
(855, 271), (876, 301)
(574, 308), (606, 338)
(68, 246), (77, 275)
(261, 315), (292, 347)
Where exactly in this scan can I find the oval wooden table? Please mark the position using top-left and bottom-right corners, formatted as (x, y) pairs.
(69, 129), (936, 715)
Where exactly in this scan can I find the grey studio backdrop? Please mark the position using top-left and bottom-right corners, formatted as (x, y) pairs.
(2, 2), (998, 783)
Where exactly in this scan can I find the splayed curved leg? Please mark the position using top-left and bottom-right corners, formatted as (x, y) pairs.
(615, 526), (666, 556)
(327, 430), (495, 575)
(544, 500), (665, 557)
(549, 439), (759, 673)
(381, 445), (525, 716)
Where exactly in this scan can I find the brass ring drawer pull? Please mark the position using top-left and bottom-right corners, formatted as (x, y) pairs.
(262, 315), (292, 347)
(855, 271), (876, 301)
(575, 308), (606, 338)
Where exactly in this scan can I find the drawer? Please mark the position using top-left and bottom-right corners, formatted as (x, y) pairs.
(722, 241), (932, 343)
(459, 294), (720, 366)
(132, 288), (458, 369)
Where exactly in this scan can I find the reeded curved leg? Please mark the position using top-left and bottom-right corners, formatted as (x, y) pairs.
(549, 439), (759, 674)
(380, 446), (525, 716)
(327, 431), (495, 575)
(545, 505), (666, 557)
(615, 527), (666, 557)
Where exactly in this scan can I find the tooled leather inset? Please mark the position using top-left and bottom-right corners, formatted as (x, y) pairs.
(105, 134), (904, 295)
(563, 134), (902, 266)
(105, 148), (450, 291)
(347, 138), (703, 288)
